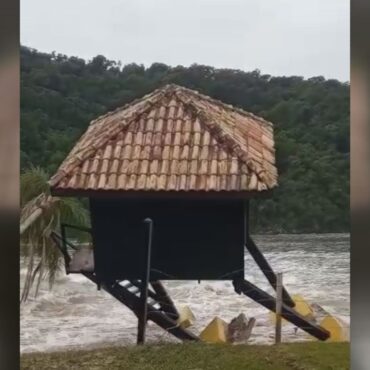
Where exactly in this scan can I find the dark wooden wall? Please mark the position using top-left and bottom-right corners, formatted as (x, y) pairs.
(89, 198), (246, 281)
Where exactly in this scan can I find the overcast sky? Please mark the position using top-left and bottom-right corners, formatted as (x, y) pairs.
(21, 0), (349, 81)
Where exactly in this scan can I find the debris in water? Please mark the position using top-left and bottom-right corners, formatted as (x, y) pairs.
(227, 313), (256, 343)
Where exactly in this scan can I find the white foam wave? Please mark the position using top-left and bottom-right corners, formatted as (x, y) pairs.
(20, 234), (350, 353)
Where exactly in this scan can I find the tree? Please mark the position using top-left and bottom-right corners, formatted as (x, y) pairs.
(20, 167), (89, 302)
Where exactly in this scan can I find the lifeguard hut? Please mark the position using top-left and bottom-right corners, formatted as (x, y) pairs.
(49, 84), (330, 343)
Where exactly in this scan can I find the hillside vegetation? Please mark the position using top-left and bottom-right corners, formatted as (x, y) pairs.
(21, 46), (349, 233)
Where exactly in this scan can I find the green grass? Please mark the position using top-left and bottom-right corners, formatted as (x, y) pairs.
(21, 342), (349, 370)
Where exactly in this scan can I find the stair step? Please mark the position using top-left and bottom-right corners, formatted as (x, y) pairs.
(148, 298), (160, 307)
(120, 281), (133, 289)
(151, 302), (161, 310)
(126, 285), (139, 293)
(119, 281), (162, 310)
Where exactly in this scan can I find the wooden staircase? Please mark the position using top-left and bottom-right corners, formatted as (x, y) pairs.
(51, 231), (199, 342)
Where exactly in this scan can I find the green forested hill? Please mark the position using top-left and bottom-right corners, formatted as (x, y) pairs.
(20, 46), (349, 233)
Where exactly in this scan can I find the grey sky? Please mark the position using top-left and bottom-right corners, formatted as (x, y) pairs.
(21, 0), (349, 81)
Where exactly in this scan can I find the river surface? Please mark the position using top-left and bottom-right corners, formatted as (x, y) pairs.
(20, 233), (350, 353)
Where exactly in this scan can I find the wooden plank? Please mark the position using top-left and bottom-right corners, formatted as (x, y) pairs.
(275, 272), (283, 344)
(137, 218), (153, 345)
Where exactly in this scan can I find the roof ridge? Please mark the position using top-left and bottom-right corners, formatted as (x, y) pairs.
(170, 84), (273, 128)
(173, 90), (271, 188)
(89, 85), (170, 126)
(89, 83), (272, 129)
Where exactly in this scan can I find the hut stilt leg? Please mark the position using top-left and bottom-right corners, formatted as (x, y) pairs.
(245, 236), (295, 307)
(232, 278), (330, 341)
(150, 281), (179, 320)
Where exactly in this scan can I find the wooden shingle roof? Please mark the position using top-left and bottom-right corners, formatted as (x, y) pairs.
(49, 84), (278, 196)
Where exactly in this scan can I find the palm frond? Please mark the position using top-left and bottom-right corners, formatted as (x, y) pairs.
(20, 167), (90, 302)
(58, 197), (90, 228)
(20, 166), (50, 206)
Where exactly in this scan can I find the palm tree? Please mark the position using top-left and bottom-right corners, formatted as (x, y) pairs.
(20, 166), (89, 302)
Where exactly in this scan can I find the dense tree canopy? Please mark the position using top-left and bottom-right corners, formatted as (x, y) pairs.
(20, 46), (349, 233)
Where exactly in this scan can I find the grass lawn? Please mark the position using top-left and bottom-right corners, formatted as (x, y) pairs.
(21, 342), (349, 370)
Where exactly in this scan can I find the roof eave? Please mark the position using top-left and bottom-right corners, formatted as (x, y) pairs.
(50, 187), (277, 199)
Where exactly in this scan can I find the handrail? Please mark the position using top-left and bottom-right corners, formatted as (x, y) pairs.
(52, 230), (79, 251)
(61, 223), (92, 234)
(51, 231), (72, 274)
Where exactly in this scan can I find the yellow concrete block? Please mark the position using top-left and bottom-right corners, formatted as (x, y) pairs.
(177, 306), (195, 329)
(200, 317), (229, 343)
(269, 310), (288, 325)
(320, 315), (348, 342)
(269, 294), (314, 325)
(291, 294), (315, 320)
